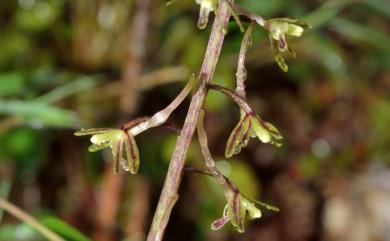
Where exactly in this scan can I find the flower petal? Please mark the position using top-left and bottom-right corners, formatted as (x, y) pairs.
(112, 137), (125, 174)
(287, 24), (304, 37)
(252, 116), (283, 147)
(227, 191), (246, 233)
(252, 118), (271, 143)
(124, 132), (140, 174)
(242, 198), (262, 220)
(225, 114), (252, 158)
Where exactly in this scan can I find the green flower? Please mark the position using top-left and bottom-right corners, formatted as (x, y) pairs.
(75, 128), (140, 174)
(225, 114), (282, 158)
(211, 181), (279, 233)
(196, 0), (217, 29)
(267, 18), (310, 72)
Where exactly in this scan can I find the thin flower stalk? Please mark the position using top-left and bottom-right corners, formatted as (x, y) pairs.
(126, 73), (196, 136)
(236, 21), (255, 99)
(197, 110), (228, 185)
(233, 3), (266, 27)
(208, 84), (254, 114)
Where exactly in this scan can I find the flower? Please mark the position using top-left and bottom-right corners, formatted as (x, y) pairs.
(211, 180), (279, 233)
(75, 128), (140, 174)
(225, 114), (282, 158)
(196, 0), (217, 29)
(266, 18), (311, 72)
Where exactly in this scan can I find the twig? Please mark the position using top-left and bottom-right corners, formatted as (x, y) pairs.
(0, 197), (65, 241)
(145, 1), (235, 241)
(236, 21), (255, 99)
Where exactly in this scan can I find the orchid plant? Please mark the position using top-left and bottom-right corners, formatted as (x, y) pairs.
(75, 1), (310, 240)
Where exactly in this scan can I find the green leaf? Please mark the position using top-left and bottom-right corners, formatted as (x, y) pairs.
(0, 72), (25, 97)
(36, 75), (100, 104)
(0, 224), (39, 240)
(41, 217), (91, 241)
(329, 17), (390, 52)
(0, 100), (83, 128)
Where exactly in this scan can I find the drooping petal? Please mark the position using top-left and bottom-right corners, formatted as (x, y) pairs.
(225, 114), (252, 158)
(124, 132), (140, 174)
(112, 137), (125, 174)
(226, 191), (246, 233)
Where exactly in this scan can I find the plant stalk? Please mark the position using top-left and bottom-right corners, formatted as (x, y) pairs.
(145, 1), (234, 241)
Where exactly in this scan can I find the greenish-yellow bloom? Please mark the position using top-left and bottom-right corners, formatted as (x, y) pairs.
(211, 181), (279, 233)
(225, 114), (282, 158)
(267, 18), (311, 72)
(75, 128), (140, 174)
